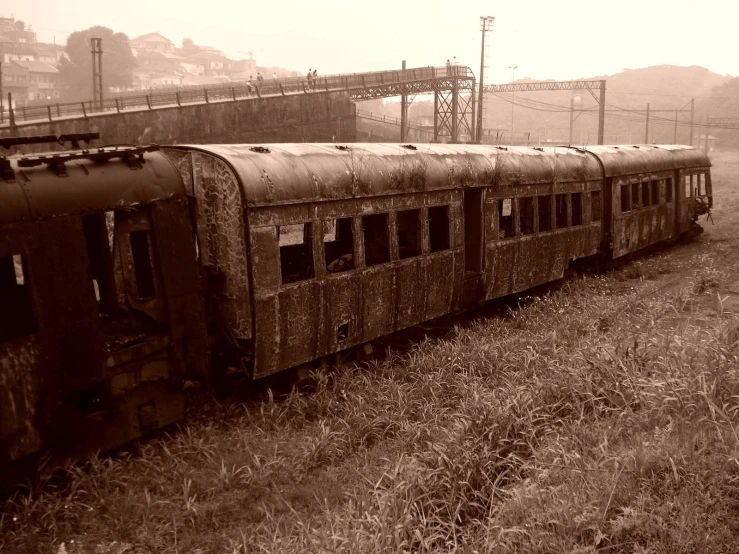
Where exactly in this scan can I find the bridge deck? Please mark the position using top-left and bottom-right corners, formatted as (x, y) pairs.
(1, 65), (474, 128)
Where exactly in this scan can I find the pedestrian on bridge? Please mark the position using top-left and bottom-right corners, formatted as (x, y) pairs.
(307, 69), (313, 89)
(446, 59), (451, 75)
(312, 69), (318, 89)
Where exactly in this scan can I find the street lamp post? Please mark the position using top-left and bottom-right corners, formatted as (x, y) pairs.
(509, 65), (517, 145)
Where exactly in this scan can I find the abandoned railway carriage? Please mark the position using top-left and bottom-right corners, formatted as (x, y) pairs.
(0, 140), (711, 484)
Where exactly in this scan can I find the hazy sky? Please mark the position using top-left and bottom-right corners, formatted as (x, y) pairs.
(7, 0), (739, 82)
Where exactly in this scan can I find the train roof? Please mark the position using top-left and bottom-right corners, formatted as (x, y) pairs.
(0, 146), (186, 225)
(169, 143), (603, 207)
(580, 144), (711, 177)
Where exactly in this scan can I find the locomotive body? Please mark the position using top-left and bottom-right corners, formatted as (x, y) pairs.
(0, 141), (711, 484)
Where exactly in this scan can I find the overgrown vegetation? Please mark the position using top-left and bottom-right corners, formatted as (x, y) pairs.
(3, 153), (739, 553)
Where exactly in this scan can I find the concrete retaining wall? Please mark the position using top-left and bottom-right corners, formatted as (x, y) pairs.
(1, 91), (356, 153)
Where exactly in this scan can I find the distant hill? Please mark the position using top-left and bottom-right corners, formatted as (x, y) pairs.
(358, 65), (734, 146)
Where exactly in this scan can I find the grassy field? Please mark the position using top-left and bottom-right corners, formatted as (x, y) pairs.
(3, 152), (739, 554)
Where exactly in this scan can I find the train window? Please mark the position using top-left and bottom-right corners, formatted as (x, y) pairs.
(397, 209), (422, 259)
(620, 184), (631, 213)
(591, 191), (602, 222)
(697, 174), (703, 196)
(428, 206), (450, 252)
(279, 223), (315, 283)
(0, 254), (36, 341)
(498, 199), (515, 238)
(362, 213), (391, 266)
(651, 181), (659, 205)
(130, 231), (157, 299)
(520, 197), (535, 235)
(324, 217), (355, 273)
(641, 181), (651, 207)
(538, 196), (552, 232)
(82, 212), (117, 313)
(631, 183), (640, 210)
(571, 193), (583, 226)
(555, 194), (568, 229)
(684, 175), (692, 197)
(666, 178), (673, 203)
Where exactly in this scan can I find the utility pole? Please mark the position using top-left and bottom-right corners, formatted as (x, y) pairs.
(91, 37), (103, 109)
(705, 114), (710, 153)
(569, 97), (574, 144)
(597, 80), (605, 145)
(645, 103), (650, 143)
(476, 16), (495, 143)
(508, 65), (517, 144)
(689, 98), (695, 147)
(674, 109), (678, 144)
(400, 60), (407, 142)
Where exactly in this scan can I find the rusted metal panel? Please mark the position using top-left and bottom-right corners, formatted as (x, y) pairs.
(187, 151), (252, 340)
(321, 273), (362, 354)
(360, 267), (395, 341)
(394, 258), (428, 329)
(276, 281), (322, 370)
(425, 251), (456, 319)
(33, 217), (104, 397)
(1, 151), (184, 225)
(582, 145), (675, 177)
(656, 144), (712, 170)
(168, 144), (602, 210)
(0, 335), (43, 463)
(149, 199), (209, 382)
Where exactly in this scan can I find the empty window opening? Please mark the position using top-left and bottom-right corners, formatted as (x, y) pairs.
(571, 193), (583, 226)
(0, 254), (36, 341)
(498, 198), (514, 238)
(83, 212), (117, 313)
(428, 205), (450, 252)
(666, 178), (673, 202)
(363, 213), (390, 266)
(519, 197), (535, 235)
(337, 322), (349, 341)
(279, 223), (315, 283)
(684, 175), (692, 197)
(591, 190), (602, 222)
(631, 183), (640, 209)
(130, 231), (156, 299)
(697, 174), (703, 196)
(555, 194), (568, 229)
(620, 184), (631, 213)
(397, 209), (421, 259)
(538, 196), (552, 232)
(324, 217), (355, 273)
(642, 180), (650, 207)
(651, 180), (659, 205)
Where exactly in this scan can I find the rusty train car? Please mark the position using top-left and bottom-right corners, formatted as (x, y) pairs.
(0, 139), (711, 484)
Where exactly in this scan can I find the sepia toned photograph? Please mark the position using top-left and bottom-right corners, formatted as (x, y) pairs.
(1, 1), (738, 552)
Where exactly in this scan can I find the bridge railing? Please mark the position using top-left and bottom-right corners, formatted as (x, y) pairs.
(1, 64), (473, 126)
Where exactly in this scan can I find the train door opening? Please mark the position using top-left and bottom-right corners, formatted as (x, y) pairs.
(464, 188), (483, 273)
(463, 189), (484, 303)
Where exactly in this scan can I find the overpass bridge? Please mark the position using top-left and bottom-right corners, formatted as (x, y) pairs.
(1, 65), (476, 145)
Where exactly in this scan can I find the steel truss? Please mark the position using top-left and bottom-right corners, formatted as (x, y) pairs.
(350, 75), (476, 144)
(483, 80), (606, 145)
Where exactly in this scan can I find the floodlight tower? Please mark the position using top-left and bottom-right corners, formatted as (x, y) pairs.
(476, 16), (495, 143)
